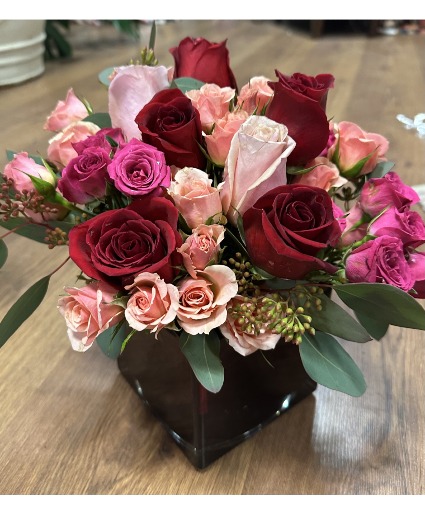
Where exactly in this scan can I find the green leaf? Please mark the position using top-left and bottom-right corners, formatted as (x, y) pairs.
(286, 164), (320, 176)
(170, 77), (205, 94)
(367, 161), (395, 179)
(95, 322), (126, 359)
(28, 175), (57, 199)
(0, 239), (8, 268)
(148, 20), (156, 50)
(299, 332), (367, 397)
(341, 152), (374, 179)
(98, 67), (116, 87)
(6, 150), (44, 166)
(83, 113), (112, 128)
(236, 214), (246, 246)
(179, 330), (224, 393)
(0, 275), (51, 348)
(0, 218), (75, 244)
(312, 294), (372, 343)
(354, 311), (389, 341)
(334, 283), (425, 330)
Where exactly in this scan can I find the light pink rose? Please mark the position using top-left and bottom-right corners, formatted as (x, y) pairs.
(177, 265), (238, 335)
(124, 272), (179, 334)
(44, 88), (89, 132)
(204, 110), (249, 166)
(220, 296), (281, 356)
(221, 115), (296, 225)
(3, 152), (55, 193)
(328, 121), (389, 178)
(47, 121), (101, 168)
(186, 83), (235, 133)
(237, 76), (274, 114)
(108, 64), (171, 141)
(177, 224), (225, 278)
(168, 167), (223, 229)
(340, 202), (368, 247)
(292, 156), (347, 191)
(57, 281), (124, 352)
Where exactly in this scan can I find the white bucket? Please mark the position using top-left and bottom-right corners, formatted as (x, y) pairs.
(0, 20), (46, 86)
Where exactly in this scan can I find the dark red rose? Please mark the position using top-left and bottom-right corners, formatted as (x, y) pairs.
(135, 88), (206, 170)
(68, 197), (183, 287)
(266, 71), (335, 166)
(169, 36), (237, 89)
(243, 184), (342, 279)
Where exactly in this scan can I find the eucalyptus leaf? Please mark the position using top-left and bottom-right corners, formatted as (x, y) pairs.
(0, 275), (51, 348)
(95, 322), (126, 359)
(354, 311), (389, 341)
(367, 161), (395, 179)
(334, 283), (425, 330)
(170, 77), (205, 94)
(83, 112), (112, 128)
(299, 332), (367, 397)
(312, 294), (372, 343)
(98, 67), (116, 87)
(0, 218), (75, 244)
(0, 239), (8, 268)
(179, 330), (224, 393)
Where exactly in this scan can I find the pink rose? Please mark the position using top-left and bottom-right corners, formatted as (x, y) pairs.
(360, 172), (420, 217)
(319, 122), (337, 157)
(107, 138), (171, 197)
(3, 152), (55, 193)
(177, 224), (225, 278)
(340, 202), (368, 247)
(73, 127), (125, 155)
(108, 64), (171, 140)
(57, 281), (124, 352)
(369, 206), (425, 249)
(220, 296), (281, 356)
(47, 121), (101, 168)
(292, 156), (347, 191)
(58, 146), (111, 204)
(177, 265), (238, 335)
(408, 251), (425, 298)
(332, 202), (347, 233)
(237, 76), (274, 114)
(44, 88), (89, 132)
(204, 110), (249, 166)
(186, 83), (235, 133)
(220, 115), (296, 225)
(345, 235), (415, 291)
(328, 121), (389, 178)
(124, 272), (179, 334)
(168, 167), (223, 229)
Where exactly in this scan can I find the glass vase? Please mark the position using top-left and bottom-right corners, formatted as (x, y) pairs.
(117, 328), (316, 469)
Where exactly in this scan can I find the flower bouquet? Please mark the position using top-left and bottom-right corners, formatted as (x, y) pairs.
(1, 26), (425, 468)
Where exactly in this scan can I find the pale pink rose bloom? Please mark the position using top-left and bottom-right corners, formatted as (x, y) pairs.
(328, 121), (389, 177)
(43, 88), (89, 132)
(3, 152), (55, 193)
(204, 110), (249, 166)
(292, 156), (347, 191)
(108, 64), (171, 141)
(57, 282), (124, 352)
(178, 224), (225, 278)
(47, 121), (100, 168)
(221, 115), (296, 225)
(237, 76), (274, 114)
(186, 83), (235, 133)
(124, 272), (179, 334)
(168, 167), (223, 229)
(220, 296), (281, 356)
(177, 265), (238, 335)
(340, 201), (368, 247)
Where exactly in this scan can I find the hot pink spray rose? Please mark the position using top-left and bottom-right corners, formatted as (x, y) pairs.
(369, 206), (425, 249)
(57, 281), (124, 352)
(125, 272), (179, 334)
(107, 138), (171, 197)
(176, 265), (238, 335)
(168, 167), (223, 229)
(72, 127), (125, 155)
(44, 88), (89, 132)
(408, 251), (425, 298)
(220, 115), (296, 225)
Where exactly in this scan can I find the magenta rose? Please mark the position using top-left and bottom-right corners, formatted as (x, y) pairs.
(68, 198), (182, 287)
(107, 138), (170, 197)
(169, 37), (237, 89)
(369, 206), (425, 249)
(243, 184), (342, 279)
(360, 172), (420, 217)
(58, 147), (111, 204)
(266, 71), (334, 166)
(408, 251), (425, 299)
(135, 88), (205, 169)
(73, 127), (125, 155)
(345, 235), (415, 292)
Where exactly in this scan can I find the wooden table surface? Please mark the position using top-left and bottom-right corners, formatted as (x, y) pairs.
(1, 20), (425, 495)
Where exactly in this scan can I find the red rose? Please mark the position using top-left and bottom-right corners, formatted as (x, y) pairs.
(243, 184), (341, 279)
(135, 88), (205, 170)
(68, 198), (182, 287)
(266, 71), (334, 166)
(169, 37), (237, 89)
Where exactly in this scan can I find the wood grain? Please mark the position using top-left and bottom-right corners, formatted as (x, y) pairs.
(0, 20), (424, 495)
